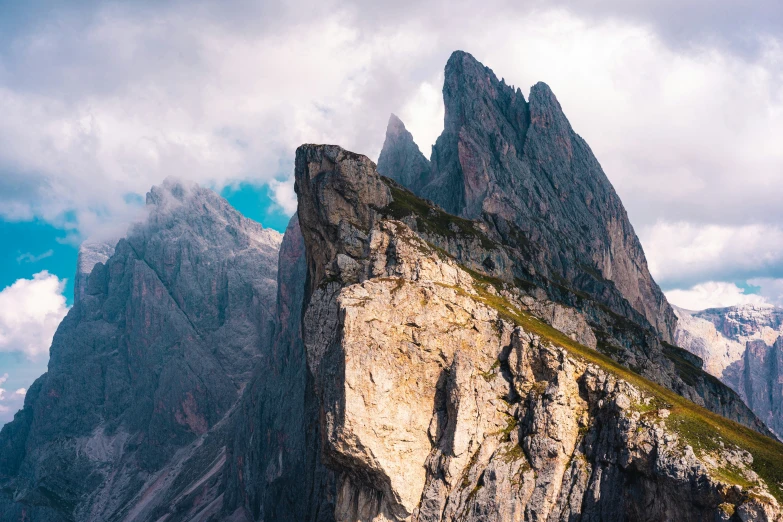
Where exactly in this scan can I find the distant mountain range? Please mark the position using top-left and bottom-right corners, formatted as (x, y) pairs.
(676, 304), (783, 437)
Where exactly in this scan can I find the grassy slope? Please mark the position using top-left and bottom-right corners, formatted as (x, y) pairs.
(472, 280), (783, 501)
(377, 179), (783, 501)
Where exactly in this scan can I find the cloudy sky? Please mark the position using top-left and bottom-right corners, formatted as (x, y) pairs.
(0, 0), (782, 422)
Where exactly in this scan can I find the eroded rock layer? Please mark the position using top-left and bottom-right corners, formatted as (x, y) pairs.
(296, 144), (783, 522)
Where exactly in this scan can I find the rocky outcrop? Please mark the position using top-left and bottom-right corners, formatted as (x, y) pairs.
(0, 179), (282, 521)
(379, 51), (676, 344)
(377, 115), (432, 195)
(295, 144), (783, 521)
(676, 305), (783, 437)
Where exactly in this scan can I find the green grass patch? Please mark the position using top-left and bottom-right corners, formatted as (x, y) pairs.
(479, 370), (497, 382)
(465, 283), (783, 502)
(497, 414), (518, 442)
(375, 276), (406, 295)
(502, 443), (526, 464)
(718, 503), (735, 517)
(380, 180), (496, 250)
(712, 465), (756, 491)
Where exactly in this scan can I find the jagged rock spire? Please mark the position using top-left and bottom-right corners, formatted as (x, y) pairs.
(393, 50), (676, 342)
(377, 114), (431, 194)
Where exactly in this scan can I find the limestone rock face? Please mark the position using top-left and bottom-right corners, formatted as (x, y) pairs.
(0, 179), (282, 521)
(295, 144), (783, 522)
(379, 51), (676, 344)
(730, 338), (783, 438)
(676, 305), (783, 437)
(675, 305), (783, 377)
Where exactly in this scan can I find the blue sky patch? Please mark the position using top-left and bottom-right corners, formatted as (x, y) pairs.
(0, 219), (79, 305)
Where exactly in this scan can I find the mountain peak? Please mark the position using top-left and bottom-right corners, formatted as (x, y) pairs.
(428, 51), (677, 342)
(444, 49), (485, 77)
(527, 81), (571, 132)
(0, 178), (284, 519)
(386, 113), (406, 136)
(529, 80), (560, 109)
(377, 114), (431, 193)
(140, 178), (282, 250)
(145, 176), (197, 205)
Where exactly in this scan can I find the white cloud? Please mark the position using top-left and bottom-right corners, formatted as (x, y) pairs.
(0, 1), (780, 303)
(0, 2), (779, 247)
(0, 4), (439, 238)
(641, 221), (783, 288)
(0, 271), (69, 360)
(665, 281), (769, 311)
(268, 179), (297, 215)
(397, 77), (444, 157)
(0, 374), (34, 423)
(747, 278), (783, 306)
(16, 249), (54, 263)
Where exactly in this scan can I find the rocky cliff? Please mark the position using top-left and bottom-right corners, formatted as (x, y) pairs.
(0, 179), (282, 521)
(676, 305), (783, 438)
(296, 144), (783, 521)
(377, 51), (676, 344)
(2, 49), (782, 522)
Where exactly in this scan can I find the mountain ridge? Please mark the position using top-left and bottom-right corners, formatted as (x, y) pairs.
(1, 50), (782, 521)
(295, 142), (783, 521)
(676, 303), (783, 438)
(379, 50), (676, 345)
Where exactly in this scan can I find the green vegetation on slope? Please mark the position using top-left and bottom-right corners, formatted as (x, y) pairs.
(373, 173), (783, 501)
(380, 178), (496, 250)
(468, 279), (783, 502)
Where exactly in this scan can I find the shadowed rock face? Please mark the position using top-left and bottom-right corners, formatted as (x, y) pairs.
(728, 338), (783, 438)
(221, 214), (335, 522)
(379, 51), (676, 344)
(0, 179), (282, 522)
